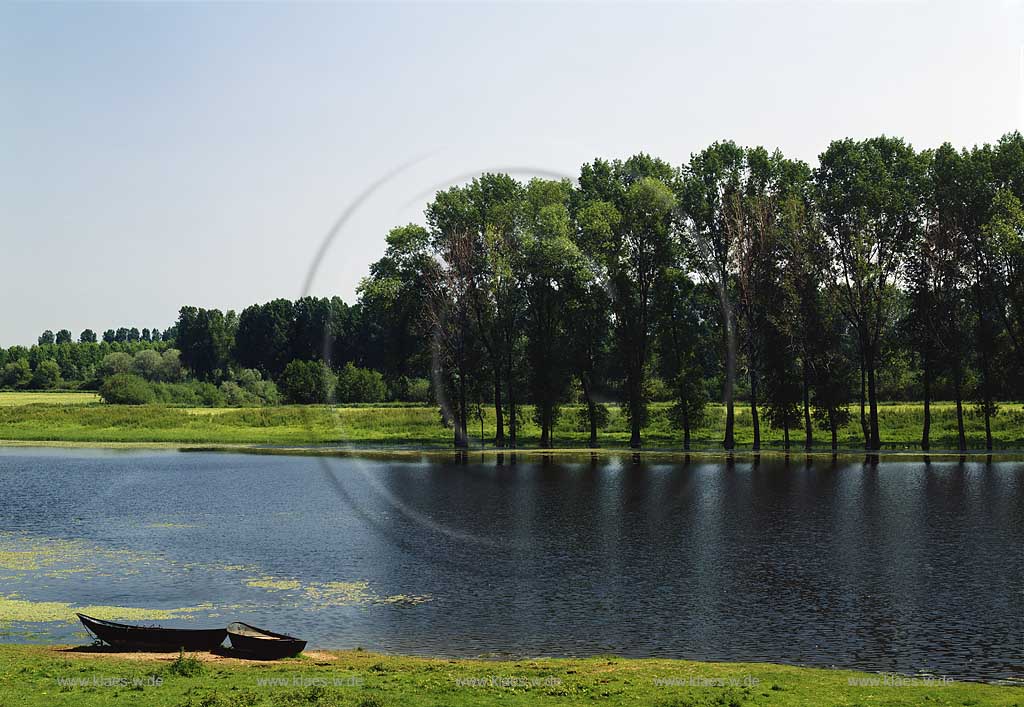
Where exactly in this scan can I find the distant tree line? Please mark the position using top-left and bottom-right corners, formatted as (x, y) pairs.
(3, 133), (1021, 452)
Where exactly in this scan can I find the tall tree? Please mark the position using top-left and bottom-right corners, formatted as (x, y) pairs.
(816, 137), (925, 450)
(679, 142), (744, 450)
(175, 307), (232, 382)
(520, 179), (580, 447)
(426, 189), (483, 448)
(357, 224), (434, 385)
(653, 267), (710, 451)
(579, 155), (677, 448)
(428, 175), (525, 447)
(234, 299), (295, 379)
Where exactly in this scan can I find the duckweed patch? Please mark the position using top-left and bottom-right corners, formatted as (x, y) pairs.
(0, 595), (216, 624)
(242, 576), (430, 607)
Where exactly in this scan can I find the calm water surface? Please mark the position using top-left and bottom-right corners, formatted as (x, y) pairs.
(0, 448), (1021, 681)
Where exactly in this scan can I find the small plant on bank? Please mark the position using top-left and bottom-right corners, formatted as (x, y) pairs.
(166, 649), (204, 677)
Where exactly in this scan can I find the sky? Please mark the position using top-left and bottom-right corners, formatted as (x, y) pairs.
(1, 0), (1021, 347)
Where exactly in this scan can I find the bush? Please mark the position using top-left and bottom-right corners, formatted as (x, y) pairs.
(2, 359), (31, 388)
(220, 381), (258, 407)
(193, 382), (224, 407)
(387, 375), (432, 403)
(99, 373), (155, 405)
(166, 650), (204, 677)
(160, 350), (185, 382)
(335, 363), (386, 403)
(150, 382), (199, 405)
(98, 352), (134, 379)
(246, 379), (280, 405)
(278, 360), (334, 404)
(29, 360), (61, 390)
(132, 349), (164, 381)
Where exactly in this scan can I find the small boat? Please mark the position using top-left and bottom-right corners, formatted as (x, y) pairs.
(226, 622), (306, 659)
(77, 613), (226, 651)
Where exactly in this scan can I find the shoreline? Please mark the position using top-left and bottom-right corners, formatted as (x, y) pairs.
(2, 438), (1024, 462)
(0, 644), (1018, 706)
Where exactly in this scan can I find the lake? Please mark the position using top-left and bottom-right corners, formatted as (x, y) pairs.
(0, 448), (1020, 682)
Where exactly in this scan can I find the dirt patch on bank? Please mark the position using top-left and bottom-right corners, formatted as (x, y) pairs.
(50, 645), (339, 665)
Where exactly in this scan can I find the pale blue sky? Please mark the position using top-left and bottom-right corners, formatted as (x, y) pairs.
(1, 0), (1021, 346)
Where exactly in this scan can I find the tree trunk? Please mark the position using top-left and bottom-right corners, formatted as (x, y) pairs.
(540, 404), (551, 449)
(859, 358), (869, 449)
(456, 370), (468, 448)
(582, 376), (598, 448)
(921, 360), (931, 452)
(629, 382), (642, 449)
(802, 359), (812, 451)
(783, 422), (790, 450)
(721, 288), (736, 450)
(493, 377), (505, 448)
(750, 369), (761, 451)
(829, 408), (838, 451)
(954, 368), (966, 452)
(866, 355), (880, 451)
(683, 411), (691, 451)
(506, 371), (517, 449)
(979, 344), (994, 452)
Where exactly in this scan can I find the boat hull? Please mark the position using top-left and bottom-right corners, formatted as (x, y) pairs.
(77, 613), (226, 652)
(227, 622), (306, 659)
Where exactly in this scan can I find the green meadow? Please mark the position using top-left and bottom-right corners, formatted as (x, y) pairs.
(0, 645), (1017, 707)
(0, 393), (1021, 450)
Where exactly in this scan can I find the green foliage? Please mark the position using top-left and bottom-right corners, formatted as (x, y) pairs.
(166, 650), (204, 677)
(2, 359), (31, 388)
(573, 403), (609, 432)
(99, 374), (156, 405)
(29, 360), (61, 390)
(279, 360), (335, 404)
(99, 352), (134, 379)
(334, 363), (387, 403)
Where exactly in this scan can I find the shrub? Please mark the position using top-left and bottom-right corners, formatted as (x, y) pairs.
(387, 375), (432, 403)
(150, 382), (199, 405)
(278, 360), (334, 404)
(98, 352), (134, 379)
(132, 349), (164, 381)
(220, 381), (258, 407)
(160, 350), (184, 382)
(99, 374), (155, 405)
(193, 382), (224, 407)
(335, 363), (386, 403)
(166, 650), (204, 677)
(2, 359), (31, 388)
(229, 369), (280, 405)
(246, 379), (280, 405)
(29, 360), (61, 390)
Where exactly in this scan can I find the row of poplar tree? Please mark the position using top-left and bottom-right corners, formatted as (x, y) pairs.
(356, 133), (1024, 451)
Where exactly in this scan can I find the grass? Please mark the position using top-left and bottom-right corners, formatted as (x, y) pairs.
(0, 392), (1020, 451)
(0, 391), (100, 406)
(0, 645), (1017, 707)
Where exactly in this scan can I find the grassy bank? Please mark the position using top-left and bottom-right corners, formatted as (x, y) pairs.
(0, 645), (1017, 707)
(0, 393), (1021, 450)
(0, 391), (100, 406)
